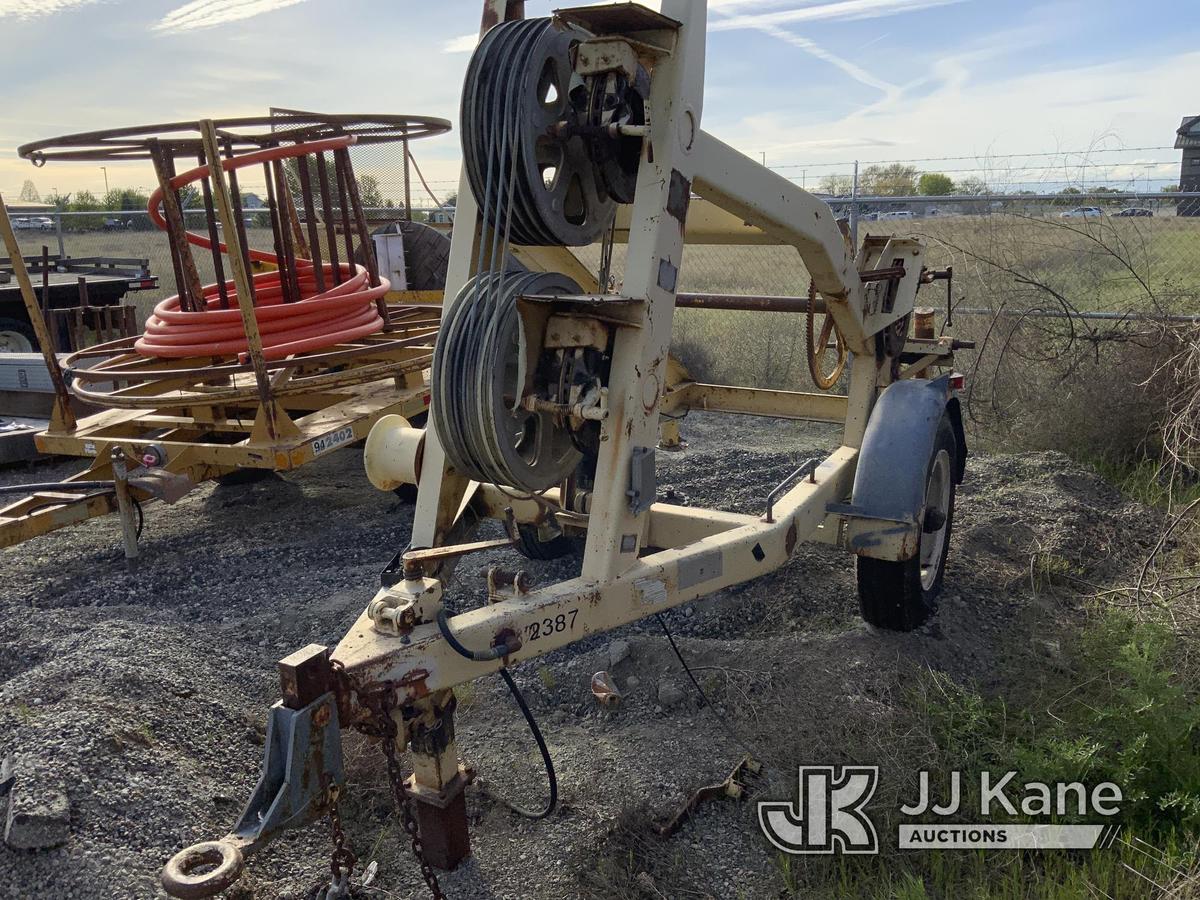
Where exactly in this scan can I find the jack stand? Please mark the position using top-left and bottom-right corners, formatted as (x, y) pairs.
(405, 692), (473, 869)
(110, 447), (139, 569)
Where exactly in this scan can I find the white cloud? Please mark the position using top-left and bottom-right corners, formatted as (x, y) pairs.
(712, 0), (967, 30)
(442, 33), (478, 54)
(719, 48), (1200, 180)
(0, 0), (99, 18)
(759, 25), (899, 97)
(154, 0), (308, 33)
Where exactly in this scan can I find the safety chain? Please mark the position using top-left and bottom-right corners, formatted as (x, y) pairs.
(326, 783), (357, 884)
(380, 728), (446, 900)
(357, 684), (446, 900)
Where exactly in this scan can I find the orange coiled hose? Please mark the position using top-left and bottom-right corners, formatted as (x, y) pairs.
(135, 136), (391, 361)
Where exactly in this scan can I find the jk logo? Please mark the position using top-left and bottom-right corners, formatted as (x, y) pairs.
(758, 766), (879, 854)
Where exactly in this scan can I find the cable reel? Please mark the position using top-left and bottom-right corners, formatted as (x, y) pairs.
(461, 17), (648, 246)
(432, 271), (607, 492)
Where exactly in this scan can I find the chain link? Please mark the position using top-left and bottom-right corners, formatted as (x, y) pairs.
(379, 714), (446, 900)
(326, 785), (357, 882)
(327, 659), (445, 900)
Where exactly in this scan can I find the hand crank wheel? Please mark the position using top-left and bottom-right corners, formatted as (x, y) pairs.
(806, 281), (847, 390)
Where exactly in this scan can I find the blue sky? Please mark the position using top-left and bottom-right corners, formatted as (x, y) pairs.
(1, 0), (1197, 201)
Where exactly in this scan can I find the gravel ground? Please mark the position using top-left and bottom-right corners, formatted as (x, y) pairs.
(0, 413), (1162, 899)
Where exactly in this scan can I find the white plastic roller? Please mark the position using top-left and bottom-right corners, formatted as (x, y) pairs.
(363, 415), (426, 491)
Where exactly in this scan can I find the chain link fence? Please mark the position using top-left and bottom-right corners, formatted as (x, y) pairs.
(8, 191), (1199, 458)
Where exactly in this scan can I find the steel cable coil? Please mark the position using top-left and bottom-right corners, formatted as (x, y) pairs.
(461, 18), (616, 247)
(431, 270), (583, 491)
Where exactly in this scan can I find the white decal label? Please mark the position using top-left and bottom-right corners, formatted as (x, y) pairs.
(311, 426), (355, 457)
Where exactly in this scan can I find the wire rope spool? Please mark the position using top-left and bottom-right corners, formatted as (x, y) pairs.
(461, 18), (640, 247)
(432, 271), (587, 492)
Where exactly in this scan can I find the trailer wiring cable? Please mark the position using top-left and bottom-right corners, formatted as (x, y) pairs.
(655, 611), (767, 767)
(435, 607), (558, 820)
(136, 136), (390, 361)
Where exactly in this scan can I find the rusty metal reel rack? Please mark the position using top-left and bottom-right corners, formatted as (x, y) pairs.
(0, 112), (449, 557)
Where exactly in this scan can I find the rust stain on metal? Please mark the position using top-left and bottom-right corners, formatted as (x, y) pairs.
(398, 668), (431, 698)
(667, 170), (691, 225)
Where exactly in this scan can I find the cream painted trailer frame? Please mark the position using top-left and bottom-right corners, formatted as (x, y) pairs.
(161, 2), (967, 896)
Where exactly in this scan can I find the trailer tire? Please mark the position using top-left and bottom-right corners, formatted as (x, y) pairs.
(515, 524), (577, 561)
(0, 316), (37, 353)
(856, 414), (957, 631)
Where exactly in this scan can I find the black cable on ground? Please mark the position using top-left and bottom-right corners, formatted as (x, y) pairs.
(495, 667), (558, 820)
(655, 611), (765, 764)
(436, 606), (557, 819)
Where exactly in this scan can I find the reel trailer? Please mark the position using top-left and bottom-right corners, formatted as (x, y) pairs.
(161, 3), (970, 897)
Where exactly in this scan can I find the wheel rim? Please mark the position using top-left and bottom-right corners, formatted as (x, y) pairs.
(0, 330), (33, 353)
(919, 449), (952, 591)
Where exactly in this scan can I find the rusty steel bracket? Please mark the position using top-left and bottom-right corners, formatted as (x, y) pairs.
(401, 537), (515, 579)
(161, 646), (345, 899)
(655, 755), (763, 838)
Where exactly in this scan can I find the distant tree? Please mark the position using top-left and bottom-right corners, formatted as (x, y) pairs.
(44, 190), (71, 209)
(67, 190), (105, 231)
(177, 186), (202, 210)
(861, 163), (918, 197)
(957, 177), (990, 196)
(105, 188), (150, 211)
(1162, 184), (1180, 192)
(818, 173), (854, 196)
(358, 174), (385, 209)
(19, 180), (40, 202)
(1058, 186), (1083, 195)
(917, 172), (955, 196)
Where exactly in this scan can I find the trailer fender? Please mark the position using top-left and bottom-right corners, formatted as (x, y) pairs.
(833, 375), (965, 561)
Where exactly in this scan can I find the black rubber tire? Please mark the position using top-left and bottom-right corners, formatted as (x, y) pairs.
(856, 414), (957, 631)
(355, 220), (451, 291)
(515, 523), (577, 561)
(0, 316), (38, 353)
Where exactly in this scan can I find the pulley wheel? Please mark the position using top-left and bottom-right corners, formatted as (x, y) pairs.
(461, 18), (616, 246)
(432, 271), (584, 491)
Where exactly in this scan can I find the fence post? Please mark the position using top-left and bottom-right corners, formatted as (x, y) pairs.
(849, 160), (859, 252)
(55, 209), (65, 258)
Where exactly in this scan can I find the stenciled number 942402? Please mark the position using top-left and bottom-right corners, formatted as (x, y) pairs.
(523, 609), (579, 643)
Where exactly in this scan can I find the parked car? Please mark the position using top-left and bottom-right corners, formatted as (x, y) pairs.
(881, 210), (915, 220)
(103, 217), (134, 231)
(1114, 207), (1153, 218)
(1059, 207), (1103, 219)
(11, 216), (53, 231)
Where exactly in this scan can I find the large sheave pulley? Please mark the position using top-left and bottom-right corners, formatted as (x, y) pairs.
(461, 17), (644, 246)
(432, 271), (586, 492)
